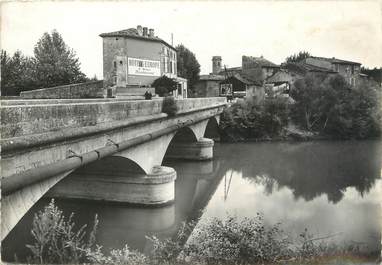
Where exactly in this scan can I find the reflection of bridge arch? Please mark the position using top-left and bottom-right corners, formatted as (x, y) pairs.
(142, 158), (228, 242)
(136, 158), (226, 253)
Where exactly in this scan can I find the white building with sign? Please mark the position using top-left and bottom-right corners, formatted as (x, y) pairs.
(100, 25), (187, 98)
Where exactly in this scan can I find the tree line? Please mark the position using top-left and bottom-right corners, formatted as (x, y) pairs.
(220, 73), (381, 140)
(1, 30), (94, 96)
(1, 30), (201, 97)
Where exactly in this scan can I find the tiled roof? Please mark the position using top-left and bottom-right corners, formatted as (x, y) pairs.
(99, 28), (176, 50)
(308, 56), (361, 65)
(232, 73), (253, 85)
(266, 69), (298, 84)
(286, 62), (337, 75)
(199, 74), (225, 81)
(218, 67), (242, 75)
(220, 73), (262, 86)
(243, 56), (280, 68)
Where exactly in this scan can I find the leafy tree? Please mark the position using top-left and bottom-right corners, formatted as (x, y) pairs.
(290, 73), (327, 131)
(285, 51), (311, 63)
(152, 75), (178, 96)
(361, 67), (382, 84)
(220, 96), (289, 141)
(33, 30), (87, 89)
(1, 50), (36, 95)
(176, 44), (200, 96)
(162, 96), (178, 116)
(323, 77), (381, 138)
(291, 73), (381, 139)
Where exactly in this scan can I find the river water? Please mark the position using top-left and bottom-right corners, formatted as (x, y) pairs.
(2, 140), (381, 262)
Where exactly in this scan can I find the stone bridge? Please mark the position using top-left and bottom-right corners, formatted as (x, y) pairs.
(1, 97), (226, 241)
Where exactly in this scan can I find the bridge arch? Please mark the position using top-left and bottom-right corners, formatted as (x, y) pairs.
(170, 127), (198, 143)
(1, 97), (226, 241)
(204, 116), (220, 140)
(49, 155), (147, 186)
(47, 155), (175, 205)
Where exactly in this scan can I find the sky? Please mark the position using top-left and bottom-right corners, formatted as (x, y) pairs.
(1, 0), (381, 79)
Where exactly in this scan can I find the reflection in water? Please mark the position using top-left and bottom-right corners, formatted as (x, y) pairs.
(2, 141), (381, 262)
(2, 159), (224, 262)
(201, 140), (381, 254)
(219, 140), (381, 203)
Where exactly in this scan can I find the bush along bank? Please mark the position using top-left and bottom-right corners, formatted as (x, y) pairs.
(20, 200), (379, 265)
(219, 74), (382, 142)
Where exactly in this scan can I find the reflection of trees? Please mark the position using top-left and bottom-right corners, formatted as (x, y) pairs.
(218, 141), (381, 203)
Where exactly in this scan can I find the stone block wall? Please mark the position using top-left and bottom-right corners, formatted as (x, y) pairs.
(0, 97), (226, 139)
(20, 81), (104, 99)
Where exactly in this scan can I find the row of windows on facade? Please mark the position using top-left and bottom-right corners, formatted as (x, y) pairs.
(112, 59), (176, 75)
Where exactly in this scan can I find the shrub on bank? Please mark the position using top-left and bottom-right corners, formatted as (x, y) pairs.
(162, 96), (178, 117)
(152, 76), (178, 97)
(220, 96), (290, 141)
(25, 200), (376, 265)
(26, 199), (99, 264)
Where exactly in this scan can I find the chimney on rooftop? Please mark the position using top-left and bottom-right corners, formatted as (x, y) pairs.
(149, 28), (154, 37)
(137, 25), (143, 36)
(143, 27), (148, 36)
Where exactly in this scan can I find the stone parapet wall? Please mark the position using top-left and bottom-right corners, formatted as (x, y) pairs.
(1, 97), (226, 139)
(20, 81), (104, 99)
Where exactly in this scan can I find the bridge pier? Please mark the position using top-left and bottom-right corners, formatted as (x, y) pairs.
(166, 138), (214, 161)
(46, 166), (177, 206)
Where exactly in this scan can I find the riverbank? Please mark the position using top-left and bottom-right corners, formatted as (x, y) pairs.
(219, 119), (381, 142)
(4, 141), (380, 265)
(220, 124), (331, 142)
(17, 200), (381, 265)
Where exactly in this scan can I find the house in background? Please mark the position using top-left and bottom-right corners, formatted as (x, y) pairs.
(219, 73), (264, 102)
(100, 25), (187, 98)
(302, 57), (361, 86)
(241, 56), (280, 83)
(266, 56), (364, 97)
(193, 74), (225, 97)
(194, 55), (277, 99)
(217, 56), (280, 83)
(266, 61), (337, 95)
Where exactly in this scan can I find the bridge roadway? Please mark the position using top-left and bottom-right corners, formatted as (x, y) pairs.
(1, 97), (226, 241)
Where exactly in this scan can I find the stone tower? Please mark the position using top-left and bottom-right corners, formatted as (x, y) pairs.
(212, 56), (222, 74)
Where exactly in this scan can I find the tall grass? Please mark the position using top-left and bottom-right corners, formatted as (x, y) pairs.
(25, 200), (377, 265)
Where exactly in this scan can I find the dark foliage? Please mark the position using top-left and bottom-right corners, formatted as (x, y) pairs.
(220, 97), (290, 141)
(361, 67), (382, 84)
(176, 44), (200, 95)
(285, 51), (311, 63)
(27, 200), (376, 265)
(162, 96), (178, 116)
(1, 30), (88, 95)
(1, 50), (36, 95)
(33, 30), (87, 88)
(26, 200), (99, 264)
(152, 75), (178, 97)
(291, 73), (381, 139)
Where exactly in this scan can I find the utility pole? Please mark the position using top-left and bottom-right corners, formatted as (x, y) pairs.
(171, 33), (173, 46)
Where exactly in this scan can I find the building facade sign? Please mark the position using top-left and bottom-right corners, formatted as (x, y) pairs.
(128, 57), (160, 76)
